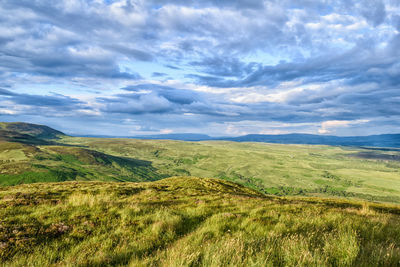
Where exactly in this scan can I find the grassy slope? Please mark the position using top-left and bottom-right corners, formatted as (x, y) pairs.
(62, 137), (400, 203)
(1, 177), (400, 266)
(0, 140), (165, 185)
(1, 124), (399, 203)
(0, 122), (64, 139)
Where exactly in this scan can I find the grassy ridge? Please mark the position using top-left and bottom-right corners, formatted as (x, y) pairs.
(0, 141), (165, 185)
(1, 177), (400, 266)
(0, 122), (64, 139)
(62, 137), (400, 203)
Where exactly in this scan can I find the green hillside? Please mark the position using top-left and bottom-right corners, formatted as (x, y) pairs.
(62, 137), (400, 204)
(0, 122), (64, 140)
(1, 177), (400, 266)
(1, 123), (400, 266)
(0, 140), (165, 186)
(1, 122), (400, 203)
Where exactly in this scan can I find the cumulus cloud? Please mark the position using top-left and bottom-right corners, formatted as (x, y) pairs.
(0, 0), (399, 135)
(318, 120), (370, 134)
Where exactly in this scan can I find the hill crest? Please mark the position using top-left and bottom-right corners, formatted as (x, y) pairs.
(0, 122), (65, 139)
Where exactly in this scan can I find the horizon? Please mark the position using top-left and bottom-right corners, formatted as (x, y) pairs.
(1, 1), (400, 136)
(3, 121), (400, 138)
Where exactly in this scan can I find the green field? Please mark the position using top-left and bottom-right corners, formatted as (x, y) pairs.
(61, 136), (400, 203)
(1, 123), (400, 266)
(1, 177), (400, 266)
(1, 131), (400, 203)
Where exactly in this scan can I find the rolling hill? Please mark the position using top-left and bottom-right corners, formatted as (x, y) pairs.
(64, 137), (400, 204)
(0, 122), (65, 139)
(0, 142), (165, 185)
(1, 123), (400, 266)
(1, 177), (400, 266)
(1, 122), (400, 203)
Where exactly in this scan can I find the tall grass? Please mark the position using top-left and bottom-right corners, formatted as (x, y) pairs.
(1, 177), (400, 266)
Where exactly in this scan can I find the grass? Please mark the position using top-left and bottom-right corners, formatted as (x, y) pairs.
(0, 122), (64, 139)
(2, 124), (400, 265)
(0, 140), (166, 186)
(2, 134), (400, 203)
(1, 177), (400, 266)
(60, 137), (400, 203)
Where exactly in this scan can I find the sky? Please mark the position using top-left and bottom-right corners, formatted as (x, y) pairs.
(0, 0), (399, 136)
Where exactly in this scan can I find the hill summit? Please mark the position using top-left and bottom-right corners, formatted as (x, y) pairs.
(0, 122), (65, 139)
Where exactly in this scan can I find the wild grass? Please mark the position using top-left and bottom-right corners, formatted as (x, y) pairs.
(1, 177), (400, 266)
(0, 141), (165, 186)
(61, 137), (400, 203)
(2, 135), (400, 203)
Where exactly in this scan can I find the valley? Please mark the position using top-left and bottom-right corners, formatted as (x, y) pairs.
(1, 122), (400, 266)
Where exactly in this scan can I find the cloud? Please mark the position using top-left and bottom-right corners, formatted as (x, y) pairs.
(0, 87), (88, 115)
(318, 119), (370, 134)
(103, 93), (173, 114)
(358, 0), (387, 26)
(121, 83), (201, 105)
(152, 72), (168, 77)
(1, 0), (400, 135)
(160, 128), (173, 134)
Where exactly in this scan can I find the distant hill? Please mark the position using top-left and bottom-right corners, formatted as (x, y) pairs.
(0, 122), (65, 139)
(133, 133), (213, 141)
(99, 131), (400, 148)
(0, 141), (165, 186)
(74, 133), (213, 141)
(221, 133), (400, 148)
(114, 132), (400, 148)
(129, 132), (400, 148)
(1, 122), (400, 147)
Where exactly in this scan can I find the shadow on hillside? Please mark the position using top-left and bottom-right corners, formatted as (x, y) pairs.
(348, 151), (400, 161)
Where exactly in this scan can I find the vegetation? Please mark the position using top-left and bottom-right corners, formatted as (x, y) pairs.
(1, 177), (400, 266)
(0, 141), (165, 186)
(61, 136), (400, 204)
(1, 121), (400, 203)
(1, 123), (400, 266)
(0, 122), (64, 140)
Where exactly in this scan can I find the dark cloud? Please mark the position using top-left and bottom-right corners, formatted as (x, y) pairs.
(101, 83), (205, 115)
(152, 72), (167, 77)
(359, 0), (387, 26)
(123, 84), (200, 105)
(102, 93), (174, 115)
(105, 45), (154, 62)
(0, 88), (86, 112)
(0, 88), (16, 96)
(189, 57), (259, 77)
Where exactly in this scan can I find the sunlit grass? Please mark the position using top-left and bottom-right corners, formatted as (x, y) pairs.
(1, 177), (400, 266)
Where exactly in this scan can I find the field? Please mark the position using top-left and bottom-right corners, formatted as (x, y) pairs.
(1, 177), (400, 266)
(1, 132), (400, 203)
(0, 141), (165, 186)
(61, 136), (400, 203)
(1, 123), (400, 266)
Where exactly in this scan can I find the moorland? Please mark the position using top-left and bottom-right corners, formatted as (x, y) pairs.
(1, 122), (400, 266)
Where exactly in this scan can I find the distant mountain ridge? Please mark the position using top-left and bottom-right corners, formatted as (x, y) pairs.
(133, 133), (213, 141)
(1, 122), (400, 148)
(131, 132), (400, 148)
(220, 133), (400, 148)
(76, 133), (213, 141)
